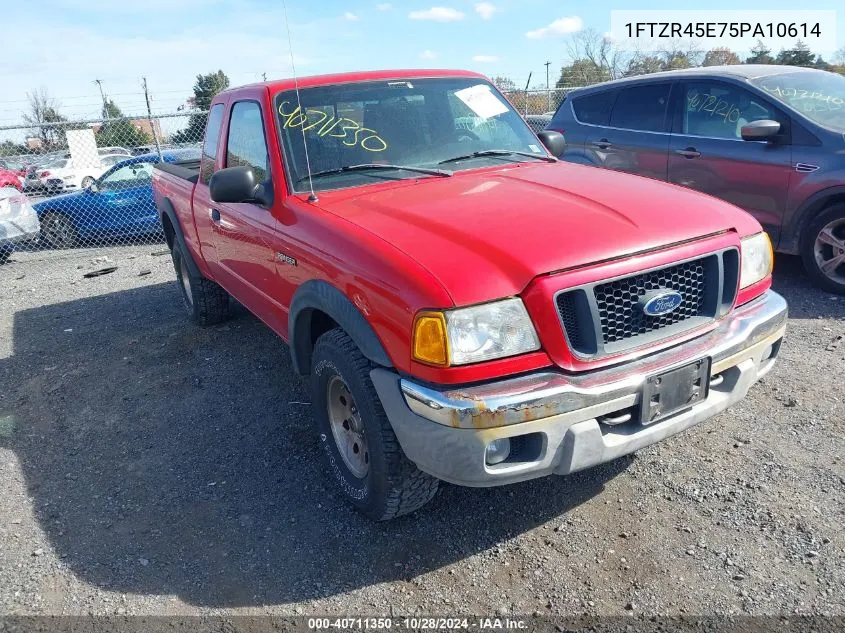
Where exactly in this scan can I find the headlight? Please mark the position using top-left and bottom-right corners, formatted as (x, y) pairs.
(740, 232), (773, 289)
(413, 298), (540, 366)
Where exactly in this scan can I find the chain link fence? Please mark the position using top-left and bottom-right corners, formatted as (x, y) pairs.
(0, 111), (207, 264)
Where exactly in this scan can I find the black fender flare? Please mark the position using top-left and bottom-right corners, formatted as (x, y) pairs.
(289, 280), (393, 375)
(156, 196), (202, 278)
(783, 185), (845, 253)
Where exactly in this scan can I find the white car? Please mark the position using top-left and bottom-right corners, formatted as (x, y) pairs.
(0, 187), (40, 264)
(40, 153), (128, 192)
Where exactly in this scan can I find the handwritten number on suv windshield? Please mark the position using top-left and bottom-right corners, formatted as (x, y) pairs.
(278, 102), (388, 152)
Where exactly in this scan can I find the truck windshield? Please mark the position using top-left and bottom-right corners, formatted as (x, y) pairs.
(751, 71), (845, 133)
(275, 77), (545, 192)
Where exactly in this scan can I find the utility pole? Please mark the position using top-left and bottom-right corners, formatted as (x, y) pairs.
(94, 79), (107, 117)
(142, 77), (163, 161)
(544, 61), (551, 112)
(523, 72), (532, 117)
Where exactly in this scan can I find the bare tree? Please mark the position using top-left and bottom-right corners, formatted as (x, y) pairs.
(22, 87), (67, 148)
(657, 40), (704, 70)
(703, 47), (742, 66)
(565, 28), (626, 80)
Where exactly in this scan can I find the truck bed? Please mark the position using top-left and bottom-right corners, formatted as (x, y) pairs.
(154, 158), (201, 184)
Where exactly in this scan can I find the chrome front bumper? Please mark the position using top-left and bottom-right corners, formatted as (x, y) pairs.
(370, 290), (787, 487)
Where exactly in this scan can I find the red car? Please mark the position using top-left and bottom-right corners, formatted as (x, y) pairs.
(152, 69), (787, 520)
(0, 160), (23, 190)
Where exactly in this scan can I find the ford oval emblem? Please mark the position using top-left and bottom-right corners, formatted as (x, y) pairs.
(640, 290), (683, 317)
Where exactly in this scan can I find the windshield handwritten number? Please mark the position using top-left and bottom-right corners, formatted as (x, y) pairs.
(278, 102), (388, 152)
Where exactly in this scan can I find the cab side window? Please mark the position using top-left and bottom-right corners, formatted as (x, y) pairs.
(609, 84), (671, 132)
(226, 101), (270, 182)
(200, 104), (225, 185)
(681, 81), (779, 140)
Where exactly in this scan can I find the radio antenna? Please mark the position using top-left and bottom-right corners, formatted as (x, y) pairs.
(282, 0), (318, 202)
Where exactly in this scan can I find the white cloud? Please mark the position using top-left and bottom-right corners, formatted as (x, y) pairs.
(474, 2), (497, 20)
(376, 2), (392, 9)
(525, 16), (583, 39)
(409, 7), (465, 22)
(420, 50), (438, 60)
(472, 54), (499, 62)
(343, 11), (359, 20)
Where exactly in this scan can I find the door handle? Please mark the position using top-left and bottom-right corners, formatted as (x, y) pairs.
(675, 148), (701, 159)
(210, 208), (221, 222)
(591, 139), (612, 150)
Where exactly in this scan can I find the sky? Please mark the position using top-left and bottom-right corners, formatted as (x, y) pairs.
(1, 0), (843, 130)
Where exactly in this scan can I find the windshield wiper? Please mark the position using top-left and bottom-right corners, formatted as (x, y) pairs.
(297, 163), (452, 185)
(438, 149), (556, 166)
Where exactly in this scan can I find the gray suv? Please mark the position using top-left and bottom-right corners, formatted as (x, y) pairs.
(548, 65), (845, 293)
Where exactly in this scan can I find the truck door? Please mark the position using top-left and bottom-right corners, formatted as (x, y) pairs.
(210, 99), (289, 333)
(667, 79), (791, 242)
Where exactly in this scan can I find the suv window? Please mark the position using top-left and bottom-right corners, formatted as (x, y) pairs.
(226, 101), (270, 182)
(200, 104), (225, 185)
(681, 81), (779, 140)
(572, 91), (616, 125)
(609, 84), (671, 132)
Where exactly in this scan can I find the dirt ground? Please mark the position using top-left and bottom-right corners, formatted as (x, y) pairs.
(0, 245), (843, 618)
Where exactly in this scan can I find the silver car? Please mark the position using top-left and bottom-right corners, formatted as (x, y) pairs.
(0, 188), (40, 263)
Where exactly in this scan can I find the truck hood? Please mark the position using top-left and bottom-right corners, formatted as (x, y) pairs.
(319, 162), (758, 306)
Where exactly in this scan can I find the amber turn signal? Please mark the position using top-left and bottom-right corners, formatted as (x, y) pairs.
(412, 312), (449, 366)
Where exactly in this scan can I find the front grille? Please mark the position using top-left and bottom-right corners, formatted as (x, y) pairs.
(594, 259), (706, 344)
(555, 250), (738, 358)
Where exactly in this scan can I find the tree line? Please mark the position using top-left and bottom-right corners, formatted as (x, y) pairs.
(551, 33), (845, 88)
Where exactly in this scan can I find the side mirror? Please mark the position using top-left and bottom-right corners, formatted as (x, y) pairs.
(537, 130), (566, 157)
(209, 166), (273, 206)
(741, 119), (781, 141)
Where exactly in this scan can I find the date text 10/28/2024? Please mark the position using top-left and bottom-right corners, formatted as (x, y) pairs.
(307, 617), (528, 630)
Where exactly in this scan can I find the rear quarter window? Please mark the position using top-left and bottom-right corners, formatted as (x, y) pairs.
(572, 91), (616, 125)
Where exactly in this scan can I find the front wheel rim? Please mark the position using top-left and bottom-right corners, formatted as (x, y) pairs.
(813, 218), (845, 285)
(44, 216), (72, 247)
(326, 375), (369, 479)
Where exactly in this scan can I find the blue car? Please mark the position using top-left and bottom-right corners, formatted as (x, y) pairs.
(34, 149), (200, 249)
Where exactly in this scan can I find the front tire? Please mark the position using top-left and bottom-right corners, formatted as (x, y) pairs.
(40, 212), (78, 249)
(170, 240), (230, 325)
(81, 176), (95, 188)
(801, 203), (845, 294)
(311, 328), (438, 521)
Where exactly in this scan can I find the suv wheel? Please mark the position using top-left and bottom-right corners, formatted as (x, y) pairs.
(170, 240), (231, 325)
(802, 203), (845, 294)
(310, 328), (439, 520)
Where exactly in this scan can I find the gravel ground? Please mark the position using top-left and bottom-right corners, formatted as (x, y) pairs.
(0, 244), (843, 619)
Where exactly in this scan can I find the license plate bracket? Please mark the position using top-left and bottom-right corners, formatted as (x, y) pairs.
(640, 358), (711, 425)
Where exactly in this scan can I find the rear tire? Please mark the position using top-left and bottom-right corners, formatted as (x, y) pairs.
(310, 328), (439, 521)
(801, 203), (845, 295)
(0, 246), (11, 265)
(170, 240), (230, 325)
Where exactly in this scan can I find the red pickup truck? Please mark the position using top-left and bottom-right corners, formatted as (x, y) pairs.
(153, 69), (787, 521)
